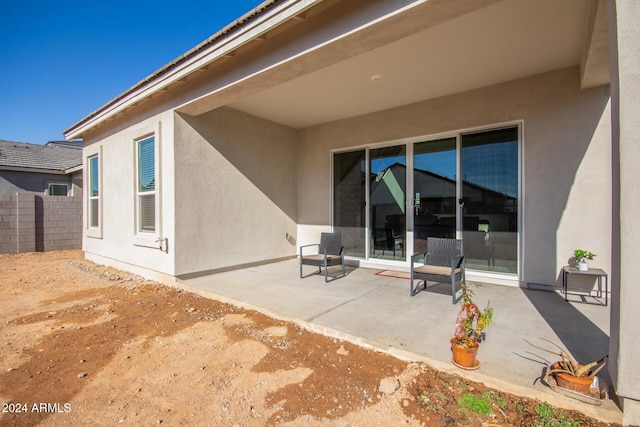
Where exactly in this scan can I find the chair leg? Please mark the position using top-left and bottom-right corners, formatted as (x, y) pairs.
(324, 257), (328, 282)
(410, 270), (415, 296)
(451, 274), (456, 305)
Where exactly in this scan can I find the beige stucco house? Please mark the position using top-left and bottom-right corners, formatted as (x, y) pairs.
(64, 0), (639, 423)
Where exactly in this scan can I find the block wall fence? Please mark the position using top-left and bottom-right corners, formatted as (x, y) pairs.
(0, 193), (82, 254)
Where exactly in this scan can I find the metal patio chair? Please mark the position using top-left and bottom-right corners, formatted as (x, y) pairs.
(299, 232), (345, 282)
(410, 237), (465, 304)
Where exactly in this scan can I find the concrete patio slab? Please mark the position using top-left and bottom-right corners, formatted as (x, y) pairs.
(178, 259), (621, 424)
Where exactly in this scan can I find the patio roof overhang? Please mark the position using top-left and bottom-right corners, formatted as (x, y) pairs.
(64, 0), (610, 140)
(178, 0), (610, 130)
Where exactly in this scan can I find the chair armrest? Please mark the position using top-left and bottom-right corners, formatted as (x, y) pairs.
(300, 243), (319, 257)
(411, 252), (427, 264)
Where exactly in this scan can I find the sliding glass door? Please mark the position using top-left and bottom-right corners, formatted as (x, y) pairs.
(333, 150), (366, 257)
(332, 124), (519, 276)
(369, 145), (406, 261)
(461, 128), (519, 274)
(413, 137), (457, 253)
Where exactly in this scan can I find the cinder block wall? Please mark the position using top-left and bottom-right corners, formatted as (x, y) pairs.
(0, 195), (12, 253)
(38, 195), (83, 251)
(0, 193), (82, 254)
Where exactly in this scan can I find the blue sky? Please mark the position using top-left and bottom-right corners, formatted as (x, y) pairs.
(0, 1), (264, 145)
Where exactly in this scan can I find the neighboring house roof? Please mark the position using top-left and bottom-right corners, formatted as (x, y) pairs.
(0, 140), (82, 174)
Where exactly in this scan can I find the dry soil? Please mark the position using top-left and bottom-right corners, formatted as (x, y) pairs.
(0, 251), (621, 426)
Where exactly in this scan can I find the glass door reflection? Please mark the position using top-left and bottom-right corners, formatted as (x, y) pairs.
(413, 138), (457, 253)
(461, 127), (519, 274)
(369, 145), (406, 260)
(333, 150), (366, 257)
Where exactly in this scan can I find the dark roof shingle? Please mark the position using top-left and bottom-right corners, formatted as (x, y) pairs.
(0, 140), (82, 172)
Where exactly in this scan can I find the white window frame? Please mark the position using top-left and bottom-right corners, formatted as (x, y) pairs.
(47, 182), (70, 196)
(136, 135), (156, 233)
(132, 123), (162, 248)
(86, 148), (102, 239)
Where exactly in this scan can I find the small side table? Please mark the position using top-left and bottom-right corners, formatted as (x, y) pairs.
(562, 266), (608, 306)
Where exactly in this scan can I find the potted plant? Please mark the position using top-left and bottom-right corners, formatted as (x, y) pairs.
(573, 249), (596, 272)
(526, 338), (607, 394)
(451, 284), (494, 369)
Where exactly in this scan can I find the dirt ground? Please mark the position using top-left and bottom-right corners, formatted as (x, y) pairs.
(0, 251), (621, 426)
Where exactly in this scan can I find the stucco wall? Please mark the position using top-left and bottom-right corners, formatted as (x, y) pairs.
(297, 66), (611, 287)
(173, 107), (298, 277)
(81, 105), (298, 280)
(70, 170), (83, 197)
(82, 110), (176, 283)
(608, 0), (640, 422)
(0, 170), (76, 196)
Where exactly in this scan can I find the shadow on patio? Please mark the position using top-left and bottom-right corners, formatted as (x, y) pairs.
(178, 259), (619, 423)
(521, 288), (610, 386)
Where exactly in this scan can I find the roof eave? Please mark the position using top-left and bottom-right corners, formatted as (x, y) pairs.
(0, 165), (69, 175)
(64, 0), (319, 140)
(65, 164), (83, 174)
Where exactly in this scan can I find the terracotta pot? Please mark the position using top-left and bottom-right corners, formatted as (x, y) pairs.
(451, 337), (478, 368)
(552, 362), (593, 394)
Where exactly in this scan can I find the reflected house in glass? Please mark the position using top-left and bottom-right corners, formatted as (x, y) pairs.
(370, 162), (406, 259)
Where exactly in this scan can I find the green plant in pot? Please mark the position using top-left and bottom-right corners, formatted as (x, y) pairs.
(526, 338), (607, 395)
(573, 249), (596, 272)
(451, 284), (494, 369)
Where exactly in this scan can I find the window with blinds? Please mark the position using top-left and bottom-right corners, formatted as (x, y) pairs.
(137, 136), (155, 233)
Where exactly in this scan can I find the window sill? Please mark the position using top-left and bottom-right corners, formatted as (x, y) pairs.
(86, 228), (102, 239)
(132, 234), (160, 249)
